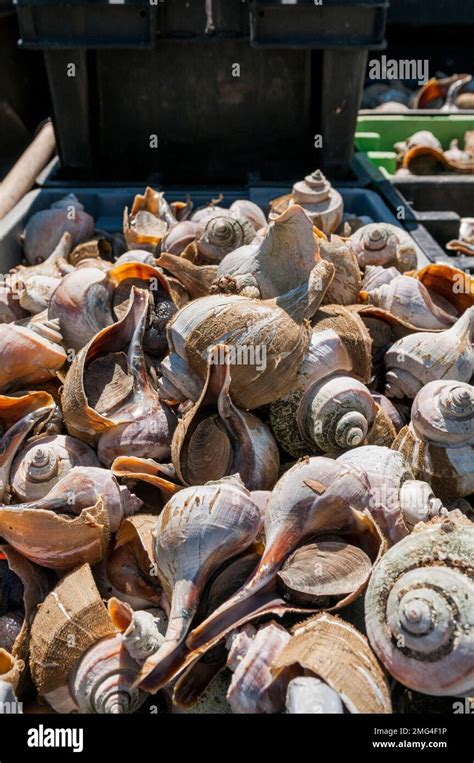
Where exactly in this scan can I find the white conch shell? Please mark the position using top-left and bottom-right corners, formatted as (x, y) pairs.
(393, 379), (474, 500)
(135, 476), (261, 691)
(338, 446), (445, 543)
(350, 223), (418, 272)
(365, 512), (474, 697)
(226, 621), (291, 713)
(211, 205), (320, 299)
(363, 275), (457, 330)
(10, 434), (99, 502)
(384, 307), (474, 398)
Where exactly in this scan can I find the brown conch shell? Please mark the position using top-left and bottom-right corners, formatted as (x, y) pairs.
(172, 344), (279, 490)
(0, 391), (56, 501)
(123, 187), (178, 251)
(62, 287), (176, 464)
(159, 261), (335, 410)
(272, 613), (392, 713)
(29, 564), (146, 713)
(415, 263), (474, 314)
(365, 512), (474, 697)
(0, 320), (66, 393)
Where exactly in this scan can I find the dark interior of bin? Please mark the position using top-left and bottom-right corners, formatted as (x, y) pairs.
(16, 0), (390, 184)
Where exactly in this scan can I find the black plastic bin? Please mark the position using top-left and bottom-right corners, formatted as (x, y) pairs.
(0, 185), (430, 273)
(15, 0), (387, 183)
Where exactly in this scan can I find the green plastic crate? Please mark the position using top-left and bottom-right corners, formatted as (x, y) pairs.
(355, 114), (474, 178)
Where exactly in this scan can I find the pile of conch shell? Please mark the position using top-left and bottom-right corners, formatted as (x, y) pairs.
(0, 180), (473, 715)
(395, 129), (474, 175)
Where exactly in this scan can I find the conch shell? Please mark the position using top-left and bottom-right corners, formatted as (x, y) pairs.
(0, 467), (141, 569)
(210, 205), (320, 299)
(134, 475), (262, 690)
(360, 275), (457, 330)
(338, 446), (446, 543)
(62, 287), (176, 465)
(29, 564), (147, 713)
(0, 391), (56, 502)
(273, 613), (392, 713)
(23, 195), (94, 265)
(384, 307), (474, 398)
(159, 261), (335, 410)
(0, 320), (66, 393)
(269, 170), (343, 235)
(349, 223), (418, 272)
(123, 187), (179, 251)
(49, 260), (176, 353)
(393, 379), (474, 500)
(365, 512), (474, 696)
(172, 344), (279, 490)
(10, 434), (99, 502)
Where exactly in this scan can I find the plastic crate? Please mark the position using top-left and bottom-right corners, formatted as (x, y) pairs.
(355, 154), (474, 272)
(355, 114), (474, 218)
(14, 0), (387, 182)
(0, 185), (429, 273)
(249, 0), (388, 49)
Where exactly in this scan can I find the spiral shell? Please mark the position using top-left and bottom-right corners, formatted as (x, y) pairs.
(72, 634), (146, 714)
(393, 380), (474, 500)
(10, 434), (99, 502)
(365, 512), (474, 696)
(0, 390), (56, 502)
(350, 223), (417, 273)
(197, 216), (255, 264)
(269, 170), (343, 234)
